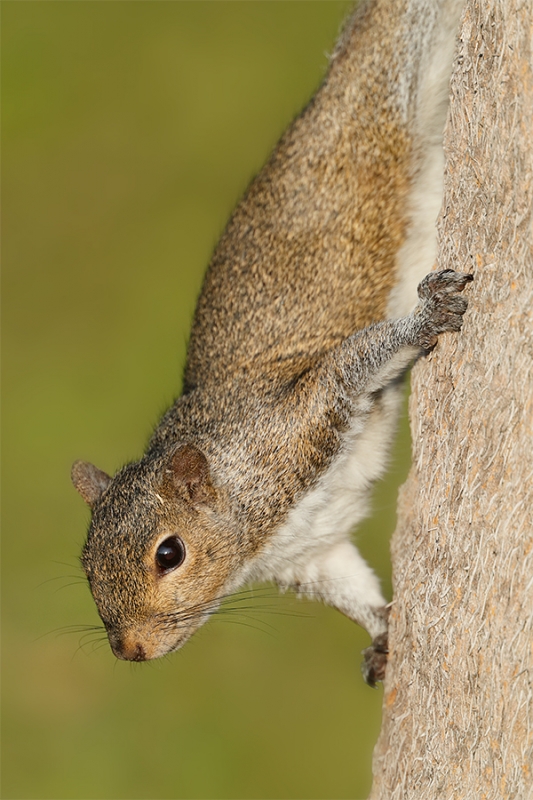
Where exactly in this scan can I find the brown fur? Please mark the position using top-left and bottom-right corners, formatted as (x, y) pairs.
(184, 1), (413, 392)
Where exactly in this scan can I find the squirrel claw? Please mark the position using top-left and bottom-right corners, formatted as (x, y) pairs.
(361, 632), (389, 688)
(415, 269), (474, 349)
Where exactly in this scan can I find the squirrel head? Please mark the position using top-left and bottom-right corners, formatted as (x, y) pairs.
(71, 444), (239, 661)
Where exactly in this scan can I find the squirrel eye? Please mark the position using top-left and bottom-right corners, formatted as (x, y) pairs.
(155, 536), (186, 573)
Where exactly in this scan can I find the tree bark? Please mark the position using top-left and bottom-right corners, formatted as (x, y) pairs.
(370, 1), (533, 798)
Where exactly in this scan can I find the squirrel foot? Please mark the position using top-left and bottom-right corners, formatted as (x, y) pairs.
(415, 269), (473, 350)
(361, 632), (389, 688)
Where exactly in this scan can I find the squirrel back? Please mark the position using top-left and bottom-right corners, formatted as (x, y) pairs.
(72, 0), (469, 681)
(185, 0), (462, 392)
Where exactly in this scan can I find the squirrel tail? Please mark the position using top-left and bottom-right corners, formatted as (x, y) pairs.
(332, 0), (465, 319)
(382, 0), (464, 319)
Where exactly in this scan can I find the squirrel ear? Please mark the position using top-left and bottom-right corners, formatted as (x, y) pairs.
(71, 460), (112, 508)
(169, 444), (215, 506)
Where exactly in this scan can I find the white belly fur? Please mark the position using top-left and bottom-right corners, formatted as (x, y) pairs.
(271, 382), (401, 567)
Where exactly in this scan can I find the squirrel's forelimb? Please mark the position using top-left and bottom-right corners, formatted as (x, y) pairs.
(227, 271), (472, 654)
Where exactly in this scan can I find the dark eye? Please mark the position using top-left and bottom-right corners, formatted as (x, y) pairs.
(155, 536), (186, 573)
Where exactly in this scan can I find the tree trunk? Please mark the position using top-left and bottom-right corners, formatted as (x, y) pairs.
(370, 1), (533, 798)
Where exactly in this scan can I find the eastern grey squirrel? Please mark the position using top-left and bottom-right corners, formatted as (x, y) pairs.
(72, 0), (471, 685)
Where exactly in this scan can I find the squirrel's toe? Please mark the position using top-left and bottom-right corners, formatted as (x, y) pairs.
(361, 632), (389, 688)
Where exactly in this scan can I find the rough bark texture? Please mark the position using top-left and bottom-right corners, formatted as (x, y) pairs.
(370, 1), (533, 798)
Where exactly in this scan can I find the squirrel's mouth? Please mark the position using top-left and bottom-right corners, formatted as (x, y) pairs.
(106, 615), (207, 661)
(108, 631), (177, 661)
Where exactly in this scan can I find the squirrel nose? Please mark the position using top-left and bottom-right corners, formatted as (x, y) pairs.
(110, 634), (147, 662)
(126, 642), (147, 662)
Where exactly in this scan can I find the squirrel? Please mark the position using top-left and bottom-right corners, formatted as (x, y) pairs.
(72, 0), (471, 685)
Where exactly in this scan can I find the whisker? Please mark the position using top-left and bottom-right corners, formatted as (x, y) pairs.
(204, 607), (280, 631)
(51, 559), (84, 571)
(89, 637), (110, 654)
(89, 644), (108, 656)
(217, 605), (312, 619)
(53, 581), (88, 594)
(154, 586), (286, 622)
(209, 616), (277, 637)
(78, 630), (105, 645)
(71, 637), (95, 662)
(154, 600), (311, 641)
(37, 574), (85, 589)
(35, 623), (105, 643)
(152, 584), (316, 637)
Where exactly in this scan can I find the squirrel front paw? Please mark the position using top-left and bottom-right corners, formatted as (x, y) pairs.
(361, 632), (389, 688)
(415, 269), (474, 349)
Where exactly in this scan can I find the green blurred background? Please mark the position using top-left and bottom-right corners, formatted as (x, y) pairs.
(2, 3), (411, 798)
